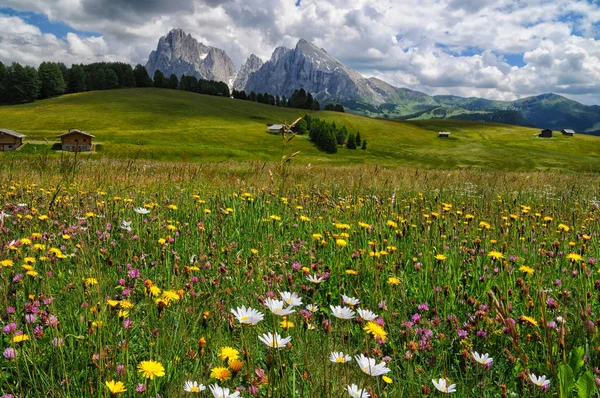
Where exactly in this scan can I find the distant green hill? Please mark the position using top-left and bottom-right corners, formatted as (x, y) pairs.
(343, 91), (600, 135)
(1, 88), (599, 172)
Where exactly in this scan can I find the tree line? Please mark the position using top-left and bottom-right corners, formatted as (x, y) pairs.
(0, 60), (346, 114)
(0, 60), (233, 105)
(292, 114), (366, 154)
(232, 87), (345, 113)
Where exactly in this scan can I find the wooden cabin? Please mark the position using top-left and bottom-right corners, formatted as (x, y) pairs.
(561, 129), (575, 136)
(58, 129), (95, 152)
(438, 131), (451, 138)
(0, 129), (25, 151)
(268, 124), (284, 134)
(539, 129), (553, 138)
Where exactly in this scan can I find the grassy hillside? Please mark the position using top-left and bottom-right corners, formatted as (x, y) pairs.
(1, 88), (599, 171)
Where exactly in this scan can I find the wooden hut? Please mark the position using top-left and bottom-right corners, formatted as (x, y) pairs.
(438, 131), (451, 138)
(539, 129), (553, 138)
(58, 129), (95, 152)
(268, 124), (284, 134)
(0, 129), (25, 151)
(561, 129), (575, 136)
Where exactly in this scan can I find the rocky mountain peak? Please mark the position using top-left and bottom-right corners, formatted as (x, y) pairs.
(233, 54), (264, 91)
(145, 28), (235, 85)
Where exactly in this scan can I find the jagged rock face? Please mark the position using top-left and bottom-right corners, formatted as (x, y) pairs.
(233, 54), (263, 91)
(243, 39), (405, 105)
(146, 29), (236, 85)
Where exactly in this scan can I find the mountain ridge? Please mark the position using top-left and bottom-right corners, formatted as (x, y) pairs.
(145, 29), (600, 135)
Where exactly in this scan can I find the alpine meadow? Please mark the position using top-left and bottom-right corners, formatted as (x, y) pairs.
(1, 1), (600, 398)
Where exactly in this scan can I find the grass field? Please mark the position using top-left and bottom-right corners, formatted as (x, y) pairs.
(1, 161), (599, 397)
(1, 88), (599, 172)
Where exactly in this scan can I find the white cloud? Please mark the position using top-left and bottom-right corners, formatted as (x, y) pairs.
(1, 0), (600, 104)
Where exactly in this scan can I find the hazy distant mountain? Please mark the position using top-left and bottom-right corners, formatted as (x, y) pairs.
(145, 30), (600, 135)
(146, 29), (236, 87)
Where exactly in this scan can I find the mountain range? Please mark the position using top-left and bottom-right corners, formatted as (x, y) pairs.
(145, 29), (600, 135)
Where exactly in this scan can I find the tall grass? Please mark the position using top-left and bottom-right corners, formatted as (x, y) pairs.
(0, 159), (599, 397)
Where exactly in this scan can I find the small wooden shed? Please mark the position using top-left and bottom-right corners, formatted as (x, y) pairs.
(438, 131), (451, 138)
(0, 129), (25, 151)
(58, 129), (95, 152)
(539, 129), (553, 138)
(561, 129), (575, 136)
(268, 124), (284, 134)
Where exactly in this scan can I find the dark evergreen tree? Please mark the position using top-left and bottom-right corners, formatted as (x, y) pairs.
(57, 62), (69, 84)
(304, 114), (312, 130)
(249, 91), (257, 101)
(133, 64), (153, 87)
(305, 93), (314, 109)
(275, 95), (280, 107)
(153, 70), (167, 88)
(346, 133), (357, 149)
(281, 95), (287, 107)
(256, 93), (264, 103)
(355, 131), (361, 147)
(322, 129), (338, 154)
(310, 99), (320, 110)
(167, 74), (179, 89)
(294, 119), (307, 135)
(4, 63), (40, 103)
(336, 126), (348, 145)
(38, 62), (66, 99)
(334, 104), (345, 112)
(67, 64), (86, 93)
(104, 68), (119, 90)
(361, 140), (367, 150)
(0, 61), (6, 103)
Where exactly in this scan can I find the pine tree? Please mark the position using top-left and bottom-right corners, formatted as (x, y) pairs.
(305, 92), (313, 109)
(133, 64), (153, 87)
(23, 65), (41, 102)
(294, 119), (307, 135)
(346, 133), (357, 149)
(167, 74), (179, 89)
(153, 70), (167, 88)
(355, 131), (361, 146)
(67, 64), (86, 93)
(336, 126), (348, 146)
(38, 62), (66, 99)
(0, 61), (6, 104)
(322, 129), (338, 154)
(104, 68), (119, 89)
(310, 99), (320, 110)
(361, 140), (367, 150)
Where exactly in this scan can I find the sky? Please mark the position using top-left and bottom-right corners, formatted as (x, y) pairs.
(1, 0), (599, 105)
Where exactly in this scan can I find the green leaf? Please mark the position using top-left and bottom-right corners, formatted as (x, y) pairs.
(559, 364), (575, 397)
(576, 372), (597, 398)
(569, 346), (586, 375)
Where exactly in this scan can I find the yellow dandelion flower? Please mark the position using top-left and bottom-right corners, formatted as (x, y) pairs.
(566, 253), (583, 262)
(434, 254), (447, 261)
(519, 265), (534, 275)
(487, 251), (504, 260)
(387, 277), (401, 286)
(210, 367), (232, 381)
(218, 347), (239, 362)
(336, 239), (347, 247)
(85, 278), (98, 286)
(364, 321), (387, 341)
(105, 380), (127, 395)
(137, 360), (165, 379)
(228, 359), (244, 372)
(520, 315), (538, 327)
(12, 334), (29, 343)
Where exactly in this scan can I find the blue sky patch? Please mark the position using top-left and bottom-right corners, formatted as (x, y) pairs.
(0, 7), (99, 38)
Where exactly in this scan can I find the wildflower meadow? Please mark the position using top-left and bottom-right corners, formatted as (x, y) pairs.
(1, 159), (599, 397)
